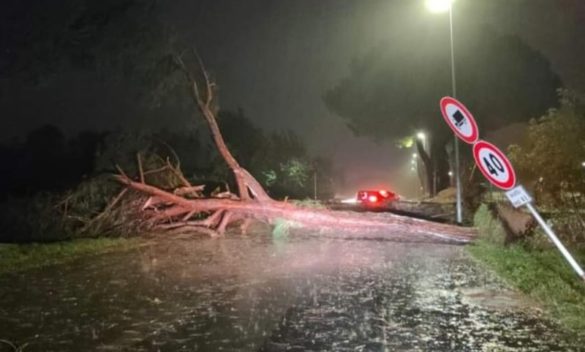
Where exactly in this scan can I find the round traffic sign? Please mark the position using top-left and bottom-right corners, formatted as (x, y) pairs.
(440, 97), (479, 144)
(473, 140), (517, 190)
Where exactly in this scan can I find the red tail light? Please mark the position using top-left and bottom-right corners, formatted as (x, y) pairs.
(368, 195), (379, 203)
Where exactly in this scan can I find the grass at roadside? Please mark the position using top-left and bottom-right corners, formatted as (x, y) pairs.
(468, 240), (585, 330)
(0, 237), (141, 275)
(469, 204), (585, 331)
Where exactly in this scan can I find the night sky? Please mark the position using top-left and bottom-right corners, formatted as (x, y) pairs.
(1, 0), (584, 196)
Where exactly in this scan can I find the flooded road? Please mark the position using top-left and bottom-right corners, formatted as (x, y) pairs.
(0, 234), (583, 351)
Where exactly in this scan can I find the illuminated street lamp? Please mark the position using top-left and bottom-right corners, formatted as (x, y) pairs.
(582, 161), (585, 168)
(413, 132), (429, 196)
(416, 131), (427, 152)
(425, 0), (454, 14)
(426, 0), (463, 224)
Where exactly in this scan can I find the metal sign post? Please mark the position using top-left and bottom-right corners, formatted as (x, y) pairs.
(440, 97), (479, 225)
(525, 202), (585, 281)
(506, 186), (585, 282)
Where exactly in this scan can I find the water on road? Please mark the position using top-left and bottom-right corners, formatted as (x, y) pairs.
(0, 233), (583, 351)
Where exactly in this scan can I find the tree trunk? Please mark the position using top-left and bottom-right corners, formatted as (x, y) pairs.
(416, 139), (433, 196)
(107, 52), (477, 244)
(176, 53), (271, 202)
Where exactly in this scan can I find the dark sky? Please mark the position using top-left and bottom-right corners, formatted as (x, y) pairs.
(1, 0), (584, 196)
(171, 0), (585, 195)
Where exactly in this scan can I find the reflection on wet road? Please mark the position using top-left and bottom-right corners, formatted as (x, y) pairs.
(0, 234), (583, 351)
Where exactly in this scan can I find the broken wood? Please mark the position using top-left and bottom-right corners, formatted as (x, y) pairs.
(103, 53), (477, 244)
(115, 174), (475, 243)
(173, 185), (205, 198)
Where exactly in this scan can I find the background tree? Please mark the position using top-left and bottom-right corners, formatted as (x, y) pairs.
(0, 0), (180, 105)
(324, 24), (561, 196)
(217, 110), (333, 199)
(508, 89), (585, 246)
(0, 125), (107, 197)
(509, 90), (585, 206)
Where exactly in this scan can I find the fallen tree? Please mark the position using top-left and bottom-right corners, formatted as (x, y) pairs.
(103, 52), (476, 244)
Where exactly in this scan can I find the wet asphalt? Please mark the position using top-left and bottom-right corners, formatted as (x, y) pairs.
(0, 234), (583, 351)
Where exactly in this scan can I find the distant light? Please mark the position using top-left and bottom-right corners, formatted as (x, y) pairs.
(341, 197), (358, 204)
(411, 167), (416, 172)
(411, 159), (417, 165)
(425, 0), (454, 13)
(412, 153), (417, 158)
(582, 161), (585, 168)
(448, 171), (453, 176)
(416, 132), (426, 140)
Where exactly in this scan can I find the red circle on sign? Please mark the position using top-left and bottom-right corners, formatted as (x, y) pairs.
(473, 140), (516, 190)
(440, 97), (479, 144)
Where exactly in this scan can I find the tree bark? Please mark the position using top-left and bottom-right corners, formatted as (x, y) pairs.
(116, 174), (475, 243)
(416, 139), (433, 196)
(175, 53), (271, 202)
(108, 52), (477, 244)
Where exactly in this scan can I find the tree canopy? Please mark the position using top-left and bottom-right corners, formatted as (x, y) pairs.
(217, 110), (334, 199)
(509, 90), (585, 205)
(1, 0), (178, 105)
(324, 25), (561, 143)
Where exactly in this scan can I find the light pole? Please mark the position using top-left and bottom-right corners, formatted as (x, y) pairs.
(426, 0), (463, 224)
(417, 131), (432, 195)
(313, 170), (317, 200)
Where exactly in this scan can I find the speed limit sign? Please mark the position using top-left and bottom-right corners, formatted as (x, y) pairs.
(473, 140), (517, 190)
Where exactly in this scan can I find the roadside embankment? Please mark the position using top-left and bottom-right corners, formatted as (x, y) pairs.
(0, 238), (142, 275)
(468, 203), (585, 331)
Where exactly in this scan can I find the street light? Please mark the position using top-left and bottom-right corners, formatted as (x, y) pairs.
(416, 131), (427, 152)
(426, 0), (463, 224)
(425, 0), (454, 14)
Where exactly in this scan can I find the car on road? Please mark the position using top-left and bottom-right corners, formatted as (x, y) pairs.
(356, 189), (399, 207)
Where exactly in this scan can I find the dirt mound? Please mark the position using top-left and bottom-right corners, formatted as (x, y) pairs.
(429, 187), (456, 204)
